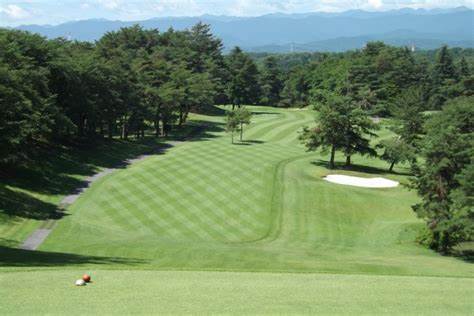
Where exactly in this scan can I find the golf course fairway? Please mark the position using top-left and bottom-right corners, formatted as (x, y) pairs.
(1, 106), (473, 314)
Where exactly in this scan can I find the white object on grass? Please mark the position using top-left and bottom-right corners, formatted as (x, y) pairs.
(324, 175), (399, 188)
(75, 279), (86, 286)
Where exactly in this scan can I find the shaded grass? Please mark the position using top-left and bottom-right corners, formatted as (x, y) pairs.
(0, 246), (144, 267)
(0, 120), (219, 247)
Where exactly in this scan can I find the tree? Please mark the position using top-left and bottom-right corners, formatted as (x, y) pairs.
(339, 104), (378, 166)
(226, 47), (260, 108)
(225, 109), (239, 144)
(279, 66), (309, 107)
(376, 137), (415, 172)
(299, 96), (377, 168)
(412, 96), (474, 253)
(346, 42), (423, 115)
(235, 107), (252, 141)
(0, 29), (64, 164)
(458, 57), (470, 78)
(429, 46), (459, 108)
(447, 163), (474, 248)
(390, 87), (425, 148)
(260, 56), (283, 106)
(433, 46), (457, 84)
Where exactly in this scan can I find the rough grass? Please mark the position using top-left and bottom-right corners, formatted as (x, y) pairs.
(1, 106), (473, 314)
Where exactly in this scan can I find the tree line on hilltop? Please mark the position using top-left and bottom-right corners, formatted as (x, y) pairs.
(0, 24), (472, 255)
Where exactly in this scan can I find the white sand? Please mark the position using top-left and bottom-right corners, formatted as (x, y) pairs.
(324, 174), (399, 188)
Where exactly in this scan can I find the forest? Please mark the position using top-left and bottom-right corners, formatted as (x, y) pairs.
(0, 24), (472, 254)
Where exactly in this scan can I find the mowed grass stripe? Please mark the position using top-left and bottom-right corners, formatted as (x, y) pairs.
(244, 110), (300, 140)
(256, 112), (310, 142)
(36, 106), (474, 279)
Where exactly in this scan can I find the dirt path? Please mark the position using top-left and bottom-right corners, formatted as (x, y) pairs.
(19, 136), (194, 251)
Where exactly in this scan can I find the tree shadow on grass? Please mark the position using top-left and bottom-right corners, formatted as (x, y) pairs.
(310, 159), (412, 176)
(193, 104), (227, 116)
(232, 142), (252, 146)
(452, 243), (474, 263)
(166, 120), (224, 143)
(251, 111), (281, 116)
(232, 140), (265, 146)
(0, 246), (145, 267)
(0, 120), (224, 222)
(241, 140), (265, 144)
(0, 185), (65, 220)
(454, 251), (474, 263)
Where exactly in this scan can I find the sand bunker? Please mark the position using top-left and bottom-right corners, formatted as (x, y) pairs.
(324, 175), (399, 188)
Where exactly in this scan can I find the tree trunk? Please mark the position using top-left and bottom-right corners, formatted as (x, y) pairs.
(161, 119), (167, 137)
(178, 109), (184, 126)
(329, 145), (336, 169)
(121, 116), (127, 140)
(389, 160), (396, 172)
(154, 120), (160, 137)
(345, 155), (351, 166)
(440, 232), (451, 254)
(240, 122), (243, 141)
(231, 131), (234, 144)
(77, 115), (85, 137)
(108, 120), (113, 139)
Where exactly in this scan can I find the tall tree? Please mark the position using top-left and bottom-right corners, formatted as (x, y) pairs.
(225, 109), (239, 144)
(429, 46), (459, 108)
(299, 96), (377, 168)
(235, 107), (252, 141)
(390, 87), (425, 149)
(0, 29), (64, 164)
(226, 47), (260, 108)
(279, 66), (309, 107)
(433, 45), (458, 84)
(377, 137), (415, 172)
(457, 57), (470, 78)
(259, 56), (283, 106)
(412, 96), (474, 253)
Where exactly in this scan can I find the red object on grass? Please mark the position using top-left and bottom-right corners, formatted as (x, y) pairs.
(82, 274), (91, 282)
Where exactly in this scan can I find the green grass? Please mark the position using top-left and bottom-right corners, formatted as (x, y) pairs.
(1, 270), (473, 315)
(1, 106), (473, 314)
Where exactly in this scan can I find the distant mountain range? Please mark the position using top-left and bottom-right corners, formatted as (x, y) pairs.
(14, 7), (474, 53)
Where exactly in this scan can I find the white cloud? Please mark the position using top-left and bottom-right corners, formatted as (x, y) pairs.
(149, 0), (203, 15)
(97, 0), (123, 10)
(0, 0), (472, 26)
(368, 0), (383, 9)
(0, 4), (31, 19)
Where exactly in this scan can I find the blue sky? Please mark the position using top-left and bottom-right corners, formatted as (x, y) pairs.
(1, 0), (472, 26)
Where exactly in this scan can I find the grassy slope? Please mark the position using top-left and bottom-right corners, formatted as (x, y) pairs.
(30, 106), (472, 276)
(0, 138), (170, 248)
(1, 106), (473, 313)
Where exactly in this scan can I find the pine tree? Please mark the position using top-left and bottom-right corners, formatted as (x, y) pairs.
(260, 56), (283, 106)
(412, 96), (474, 253)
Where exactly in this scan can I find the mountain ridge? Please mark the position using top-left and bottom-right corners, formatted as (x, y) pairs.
(13, 7), (474, 52)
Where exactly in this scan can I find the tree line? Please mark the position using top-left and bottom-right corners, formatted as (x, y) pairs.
(2, 24), (472, 164)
